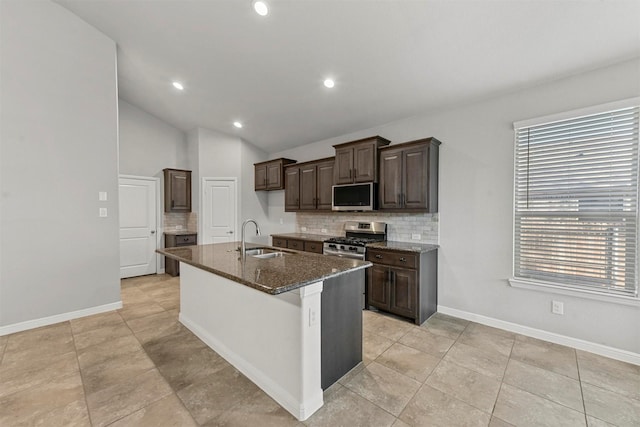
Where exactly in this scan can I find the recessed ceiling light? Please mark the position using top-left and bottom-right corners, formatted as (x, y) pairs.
(323, 78), (335, 89)
(172, 81), (184, 90)
(233, 121), (243, 129)
(252, 0), (268, 16)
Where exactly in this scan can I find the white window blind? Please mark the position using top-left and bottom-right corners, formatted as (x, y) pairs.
(514, 101), (640, 298)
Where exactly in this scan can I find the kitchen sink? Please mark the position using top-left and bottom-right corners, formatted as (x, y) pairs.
(244, 248), (293, 258)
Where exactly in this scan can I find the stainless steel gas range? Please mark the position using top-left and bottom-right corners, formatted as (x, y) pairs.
(323, 221), (387, 260)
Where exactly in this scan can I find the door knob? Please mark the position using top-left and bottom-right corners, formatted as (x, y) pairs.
(150, 230), (156, 234)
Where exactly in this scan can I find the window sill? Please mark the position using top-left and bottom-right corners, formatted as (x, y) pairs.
(508, 278), (640, 307)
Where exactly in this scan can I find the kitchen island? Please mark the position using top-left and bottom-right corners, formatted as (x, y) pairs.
(157, 242), (370, 421)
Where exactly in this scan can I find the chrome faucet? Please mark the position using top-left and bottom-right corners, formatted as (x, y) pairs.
(241, 219), (261, 257)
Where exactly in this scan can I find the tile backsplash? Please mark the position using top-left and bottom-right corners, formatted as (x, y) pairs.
(296, 212), (438, 244)
(163, 212), (198, 232)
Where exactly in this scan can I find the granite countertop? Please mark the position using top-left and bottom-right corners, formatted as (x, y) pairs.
(156, 242), (370, 295)
(271, 232), (340, 242)
(164, 230), (198, 236)
(366, 241), (439, 253)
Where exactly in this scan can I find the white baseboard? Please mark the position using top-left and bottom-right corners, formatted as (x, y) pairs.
(180, 313), (322, 421)
(0, 301), (123, 336)
(438, 305), (640, 366)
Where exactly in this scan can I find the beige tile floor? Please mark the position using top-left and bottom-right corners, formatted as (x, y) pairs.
(1, 273), (638, 426)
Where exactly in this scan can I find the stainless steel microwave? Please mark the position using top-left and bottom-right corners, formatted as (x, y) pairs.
(332, 182), (377, 211)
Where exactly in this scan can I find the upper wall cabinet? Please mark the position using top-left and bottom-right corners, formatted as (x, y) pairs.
(254, 158), (296, 191)
(285, 157), (335, 212)
(163, 168), (192, 212)
(378, 138), (440, 212)
(333, 136), (390, 184)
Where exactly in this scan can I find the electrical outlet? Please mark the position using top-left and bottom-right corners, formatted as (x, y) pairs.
(321, 228), (327, 233)
(552, 300), (564, 315)
(175, 225), (183, 230)
(309, 308), (318, 326)
(98, 191), (107, 201)
(301, 226), (307, 232)
(412, 233), (421, 240)
(279, 218), (283, 225)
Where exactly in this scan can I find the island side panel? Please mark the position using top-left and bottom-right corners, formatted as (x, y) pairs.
(178, 263), (323, 421)
(321, 269), (364, 389)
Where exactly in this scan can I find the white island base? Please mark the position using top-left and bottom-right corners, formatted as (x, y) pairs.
(178, 263), (324, 421)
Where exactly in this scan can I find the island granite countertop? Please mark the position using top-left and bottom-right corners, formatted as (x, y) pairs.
(366, 241), (439, 254)
(157, 242), (370, 295)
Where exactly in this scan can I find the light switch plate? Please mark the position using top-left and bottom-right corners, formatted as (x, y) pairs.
(301, 226), (307, 232)
(98, 191), (107, 201)
(99, 208), (108, 217)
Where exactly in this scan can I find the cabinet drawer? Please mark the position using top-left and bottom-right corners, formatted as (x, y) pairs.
(367, 249), (417, 269)
(272, 238), (287, 248)
(287, 239), (304, 251)
(304, 241), (323, 254)
(175, 234), (197, 246)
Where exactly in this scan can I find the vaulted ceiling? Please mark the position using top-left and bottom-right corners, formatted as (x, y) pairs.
(55, 0), (640, 153)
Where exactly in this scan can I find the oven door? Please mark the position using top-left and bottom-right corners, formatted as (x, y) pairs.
(323, 247), (365, 260)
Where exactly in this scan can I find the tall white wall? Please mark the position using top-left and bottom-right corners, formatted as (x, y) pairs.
(118, 99), (188, 177)
(0, 0), (120, 328)
(271, 59), (640, 355)
(187, 127), (269, 242)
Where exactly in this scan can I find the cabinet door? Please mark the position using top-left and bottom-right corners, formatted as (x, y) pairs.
(266, 161), (282, 190)
(284, 167), (300, 211)
(353, 141), (376, 183)
(367, 264), (390, 310)
(403, 144), (428, 209)
(272, 237), (287, 248)
(334, 147), (354, 184)
(164, 169), (191, 212)
(379, 148), (403, 209)
(316, 160), (334, 210)
(390, 267), (418, 319)
(299, 164), (317, 210)
(255, 164), (267, 190)
(287, 239), (304, 251)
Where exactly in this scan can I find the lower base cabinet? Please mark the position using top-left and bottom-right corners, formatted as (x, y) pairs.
(164, 233), (197, 276)
(366, 248), (436, 325)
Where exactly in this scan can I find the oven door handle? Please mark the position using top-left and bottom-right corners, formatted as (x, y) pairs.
(323, 248), (365, 260)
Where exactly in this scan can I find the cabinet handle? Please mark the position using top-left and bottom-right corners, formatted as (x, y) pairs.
(171, 200), (175, 208)
(354, 168), (357, 178)
(375, 254), (383, 259)
(399, 257), (406, 262)
(349, 169), (352, 178)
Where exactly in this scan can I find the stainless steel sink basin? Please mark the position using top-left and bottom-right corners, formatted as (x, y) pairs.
(244, 248), (292, 258)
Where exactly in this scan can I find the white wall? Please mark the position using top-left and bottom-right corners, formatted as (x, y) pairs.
(0, 0), (120, 328)
(271, 58), (640, 355)
(118, 99), (188, 177)
(187, 127), (269, 242)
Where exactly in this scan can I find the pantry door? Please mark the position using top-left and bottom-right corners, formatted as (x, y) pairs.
(201, 178), (237, 244)
(119, 176), (159, 278)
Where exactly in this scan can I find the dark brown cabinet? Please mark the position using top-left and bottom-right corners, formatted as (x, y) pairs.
(271, 235), (326, 254)
(164, 232), (197, 276)
(379, 138), (440, 212)
(254, 158), (296, 191)
(285, 157), (334, 212)
(333, 136), (390, 185)
(366, 247), (437, 324)
(284, 166), (300, 211)
(163, 169), (192, 213)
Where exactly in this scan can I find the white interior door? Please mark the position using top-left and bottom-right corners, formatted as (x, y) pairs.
(202, 178), (237, 244)
(119, 176), (158, 278)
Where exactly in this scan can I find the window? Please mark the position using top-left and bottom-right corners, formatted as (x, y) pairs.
(512, 98), (640, 299)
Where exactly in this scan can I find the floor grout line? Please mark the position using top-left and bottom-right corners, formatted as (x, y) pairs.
(69, 320), (96, 427)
